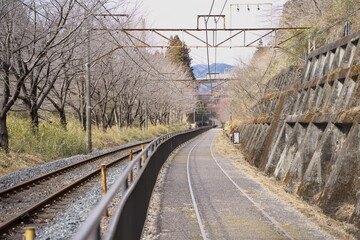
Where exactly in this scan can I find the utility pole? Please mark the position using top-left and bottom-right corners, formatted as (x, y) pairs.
(85, 10), (92, 153)
(83, 11), (129, 152)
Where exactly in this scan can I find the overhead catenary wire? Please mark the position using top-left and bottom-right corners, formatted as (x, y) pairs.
(204, 0), (216, 80)
(205, 20), (212, 80)
(216, 0), (228, 23)
(97, 2), (165, 77)
(73, 0), (158, 78)
(97, 1), (197, 98)
(206, 0), (216, 22)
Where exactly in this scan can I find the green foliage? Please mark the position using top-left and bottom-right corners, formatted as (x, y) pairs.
(166, 35), (195, 79)
(279, 0), (360, 67)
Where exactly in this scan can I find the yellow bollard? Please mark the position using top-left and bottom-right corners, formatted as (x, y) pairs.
(101, 165), (109, 217)
(129, 149), (133, 184)
(141, 144), (145, 165)
(24, 227), (35, 240)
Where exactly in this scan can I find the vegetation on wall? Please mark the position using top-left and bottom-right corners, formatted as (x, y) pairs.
(223, 0), (360, 122)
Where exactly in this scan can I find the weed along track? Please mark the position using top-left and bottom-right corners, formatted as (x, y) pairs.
(0, 140), (150, 239)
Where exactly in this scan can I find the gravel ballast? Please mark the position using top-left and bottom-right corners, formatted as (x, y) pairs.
(0, 141), (149, 239)
(0, 140), (148, 189)
(35, 160), (128, 240)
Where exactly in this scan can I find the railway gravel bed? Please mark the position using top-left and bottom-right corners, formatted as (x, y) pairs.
(0, 148), (138, 223)
(0, 140), (146, 189)
(0, 140), (147, 239)
(35, 160), (128, 240)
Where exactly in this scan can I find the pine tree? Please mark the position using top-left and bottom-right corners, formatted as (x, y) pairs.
(166, 35), (195, 79)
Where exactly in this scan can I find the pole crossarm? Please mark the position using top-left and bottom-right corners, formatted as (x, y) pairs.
(91, 27), (309, 49)
(246, 30), (273, 46)
(93, 27), (309, 31)
(152, 30), (171, 41)
(197, 15), (226, 29)
(113, 45), (281, 48)
(216, 30), (244, 47)
(184, 30), (212, 47)
(123, 31), (151, 47)
(276, 30), (306, 46)
(148, 78), (237, 82)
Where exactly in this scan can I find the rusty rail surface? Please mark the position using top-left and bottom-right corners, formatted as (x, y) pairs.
(0, 139), (151, 197)
(0, 140), (150, 235)
(74, 126), (212, 240)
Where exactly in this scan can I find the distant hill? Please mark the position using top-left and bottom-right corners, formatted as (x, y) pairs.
(192, 63), (234, 79)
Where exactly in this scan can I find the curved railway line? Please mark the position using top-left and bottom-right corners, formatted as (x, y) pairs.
(0, 139), (151, 239)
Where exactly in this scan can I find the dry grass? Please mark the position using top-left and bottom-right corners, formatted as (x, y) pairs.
(215, 132), (358, 240)
(0, 115), (187, 177)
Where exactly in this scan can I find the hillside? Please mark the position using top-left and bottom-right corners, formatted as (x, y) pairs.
(192, 63), (233, 79)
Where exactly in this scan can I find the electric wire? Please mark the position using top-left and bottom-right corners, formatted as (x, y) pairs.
(96, 2), (196, 99)
(97, 2), (164, 77)
(204, 0), (216, 80)
(216, 0), (228, 22)
(205, 21), (212, 80)
(206, 0), (216, 22)
(74, 0), (157, 77)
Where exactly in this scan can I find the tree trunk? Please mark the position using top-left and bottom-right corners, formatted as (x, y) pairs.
(0, 115), (9, 152)
(30, 108), (39, 133)
(59, 109), (67, 130)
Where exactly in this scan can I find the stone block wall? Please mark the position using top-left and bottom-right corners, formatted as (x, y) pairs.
(235, 30), (360, 227)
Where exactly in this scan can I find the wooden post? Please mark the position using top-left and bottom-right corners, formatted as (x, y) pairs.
(101, 165), (109, 217)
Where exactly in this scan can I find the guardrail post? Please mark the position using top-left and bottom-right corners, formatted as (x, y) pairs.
(129, 149), (133, 184)
(101, 165), (109, 217)
(24, 227), (35, 240)
(141, 144), (145, 166)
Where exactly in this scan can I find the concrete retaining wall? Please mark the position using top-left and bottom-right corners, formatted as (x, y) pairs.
(235, 30), (360, 227)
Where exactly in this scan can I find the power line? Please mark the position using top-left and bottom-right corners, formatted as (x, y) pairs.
(204, 0), (216, 80)
(204, 21), (212, 80)
(206, 0), (216, 22)
(216, 0), (228, 22)
(97, 3), (165, 77)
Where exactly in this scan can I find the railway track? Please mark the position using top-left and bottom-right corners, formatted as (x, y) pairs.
(0, 139), (151, 239)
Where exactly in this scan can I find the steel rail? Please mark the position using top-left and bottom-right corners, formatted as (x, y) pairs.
(0, 139), (151, 197)
(74, 133), (170, 240)
(0, 149), (142, 234)
(73, 127), (212, 240)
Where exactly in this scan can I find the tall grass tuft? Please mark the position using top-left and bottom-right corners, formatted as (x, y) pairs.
(5, 114), (186, 171)
(8, 115), (87, 160)
(92, 124), (187, 149)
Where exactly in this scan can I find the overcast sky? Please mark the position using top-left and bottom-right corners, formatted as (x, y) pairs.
(137, 0), (288, 66)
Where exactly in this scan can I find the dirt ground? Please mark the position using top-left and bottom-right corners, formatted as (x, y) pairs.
(215, 132), (358, 240)
(0, 151), (46, 176)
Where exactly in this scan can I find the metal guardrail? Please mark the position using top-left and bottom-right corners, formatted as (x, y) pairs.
(73, 126), (211, 240)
